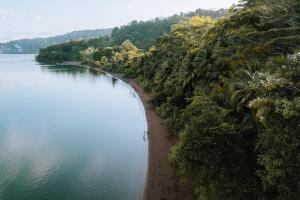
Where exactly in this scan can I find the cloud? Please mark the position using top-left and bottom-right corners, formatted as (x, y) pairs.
(26, 14), (44, 20)
(0, 8), (46, 42)
(25, 14), (44, 21)
(0, 8), (17, 18)
(0, 8), (44, 21)
(0, 128), (62, 185)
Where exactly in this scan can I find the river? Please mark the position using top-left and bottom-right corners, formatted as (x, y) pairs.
(0, 54), (148, 200)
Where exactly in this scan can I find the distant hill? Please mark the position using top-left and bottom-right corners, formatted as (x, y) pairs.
(0, 29), (112, 54)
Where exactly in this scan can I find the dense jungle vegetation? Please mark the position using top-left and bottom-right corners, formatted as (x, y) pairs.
(110, 8), (227, 49)
(37, 1), (300, 199)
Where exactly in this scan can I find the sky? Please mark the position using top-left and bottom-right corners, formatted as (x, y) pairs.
(0, 0), (238, 43)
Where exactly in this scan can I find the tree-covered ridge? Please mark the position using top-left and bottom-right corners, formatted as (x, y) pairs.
(37, 1), (300, 199)
(36, 8), (227, 63)
(110, 8), (227, 50)
(0, 29), (112, 54)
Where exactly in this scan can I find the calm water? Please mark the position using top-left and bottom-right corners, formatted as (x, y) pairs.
(0, 54), (148, 200)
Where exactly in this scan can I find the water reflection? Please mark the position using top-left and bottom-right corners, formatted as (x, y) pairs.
(0, 127), (63, 198)
(40, 65), (104, 77)
(112, 77), (119, 87)
(0, 55), (148, 200)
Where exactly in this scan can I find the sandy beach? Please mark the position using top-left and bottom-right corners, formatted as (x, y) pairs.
(126, 79), (196, 200)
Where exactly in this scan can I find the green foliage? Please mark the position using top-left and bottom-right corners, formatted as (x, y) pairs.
(249, 57), (300, 199)
(132, 1), (300, 199)
(111, 9), (227, 50)
(170, 94), (260, 200)
(77, 40), (144, 76)
(36, 37), (111, 63)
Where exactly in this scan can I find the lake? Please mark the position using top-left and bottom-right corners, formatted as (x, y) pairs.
(0, 54), (148, 200)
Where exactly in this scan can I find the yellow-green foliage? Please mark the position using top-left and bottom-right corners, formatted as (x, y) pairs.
(134, 1), (300, 199)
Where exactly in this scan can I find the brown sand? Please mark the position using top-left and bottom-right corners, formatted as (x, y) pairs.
(126, 79), (196, 200)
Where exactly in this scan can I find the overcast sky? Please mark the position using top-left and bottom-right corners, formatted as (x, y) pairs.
(0, 0), (238, 42)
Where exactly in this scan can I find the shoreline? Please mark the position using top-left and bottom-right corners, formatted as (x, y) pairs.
(126, 79), (196, 200)
(59, 62), (196, 200)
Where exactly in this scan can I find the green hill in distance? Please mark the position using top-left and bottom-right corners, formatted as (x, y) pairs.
(0, 28), (112, 54)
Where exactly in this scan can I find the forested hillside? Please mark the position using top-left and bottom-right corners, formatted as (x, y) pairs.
(37, 1), (300, 199)
(110, 8), (227, 49)
(36, 8), (227, 63)
(0, 29), (112, 54)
